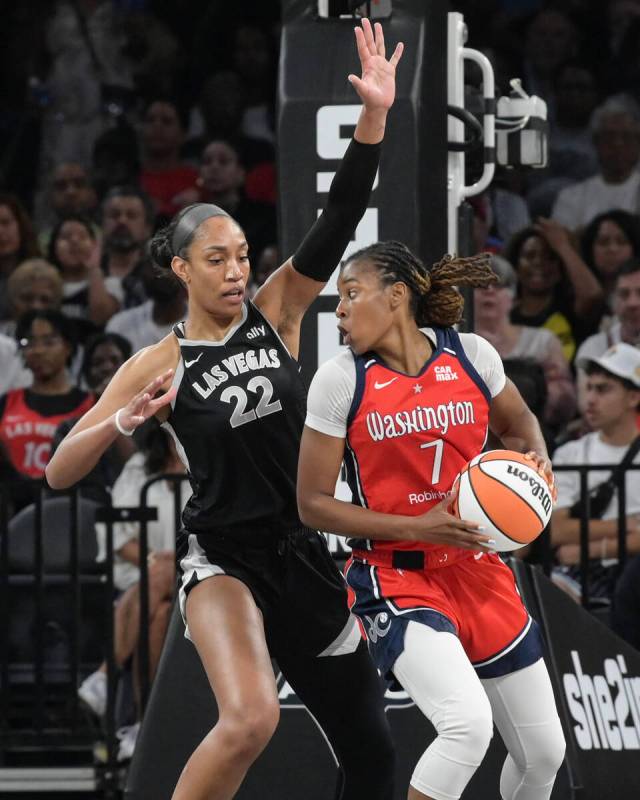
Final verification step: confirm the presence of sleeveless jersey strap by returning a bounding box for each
[442,327,492,405]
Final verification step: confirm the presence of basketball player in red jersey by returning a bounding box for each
[298,242,566,800]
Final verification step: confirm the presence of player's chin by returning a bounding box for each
[345,334,367,354]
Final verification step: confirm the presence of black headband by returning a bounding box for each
[171,204,230,255]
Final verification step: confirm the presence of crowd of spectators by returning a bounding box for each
[2,0,640,759]
[456,0,640,647]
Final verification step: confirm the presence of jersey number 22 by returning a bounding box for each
[220,376,282,428]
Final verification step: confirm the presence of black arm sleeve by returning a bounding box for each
[292,137,381,281]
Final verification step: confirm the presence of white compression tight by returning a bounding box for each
[393,622,566,800]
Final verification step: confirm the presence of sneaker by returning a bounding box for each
[116,722,140,762]
[78,670,107,717]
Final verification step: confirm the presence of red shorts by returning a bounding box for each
[345,551,541,681]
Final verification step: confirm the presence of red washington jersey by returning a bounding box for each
[305,327,505,565]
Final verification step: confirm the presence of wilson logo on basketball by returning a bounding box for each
[453,450,554,552]
[505,465,553,515]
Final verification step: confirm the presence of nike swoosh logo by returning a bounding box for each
[374,378,398,390]
[184,353,203,368]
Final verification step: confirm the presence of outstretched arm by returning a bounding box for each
[45,339,178,489]
[254,19,403,358]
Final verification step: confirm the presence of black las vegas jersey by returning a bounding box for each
[165,301,307,534]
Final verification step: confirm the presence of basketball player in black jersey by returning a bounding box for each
[47,20,406,800]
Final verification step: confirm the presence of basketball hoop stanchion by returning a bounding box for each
[446,12,495,261]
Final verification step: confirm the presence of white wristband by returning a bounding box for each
[114,408,135,437]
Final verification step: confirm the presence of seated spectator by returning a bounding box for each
[139,99,198,222]
[520,8,580,116]
[575,260,640,412]
[233,24,277,144]
[2,258,64,338]
[92,123,141,202]
[120,9,180,99]
[38,162,98,249]
[184,70,275,203]
[90,187,154,326]
[38,0,135,181]
[106,258,187,353]
[468,182,531,253]
[579,210,640,323]
[194,138,277,262]
[51,332,133,503]
[0,333,31,397]
[82,424,190,760]
[551,97,640,231]
[0,310,94,480]
[0,261,65,394]
[551,344,640,606]
[0,193,40,320]
[526,60,600,219]
[474,255,576,428]
[48,216,99,325]
[506,220,603,360]
[248,244,279,297]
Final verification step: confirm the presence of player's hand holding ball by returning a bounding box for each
[409,490,495,552]
[450,449,555,552]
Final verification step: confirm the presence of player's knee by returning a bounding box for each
[219,698,280,762]
[441,689,493,758]
[531,719,566,779]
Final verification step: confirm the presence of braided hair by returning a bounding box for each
[342,241,497,327]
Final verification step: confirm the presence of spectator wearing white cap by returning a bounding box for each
[551,343,640,604]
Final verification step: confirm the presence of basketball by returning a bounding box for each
[451,450,553,552]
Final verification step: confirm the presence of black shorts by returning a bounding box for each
[176,525,360,660]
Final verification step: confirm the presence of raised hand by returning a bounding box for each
[533,217,573,258]
[349,18,403,113]
[115,370,177,434]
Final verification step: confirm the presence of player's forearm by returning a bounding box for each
[299,491,415,542]
[354,106,388,144]
[495,405,548,460]
[291,133,381,282]
[46,416,119,489]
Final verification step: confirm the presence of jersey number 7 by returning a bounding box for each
[420,439,444,484]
